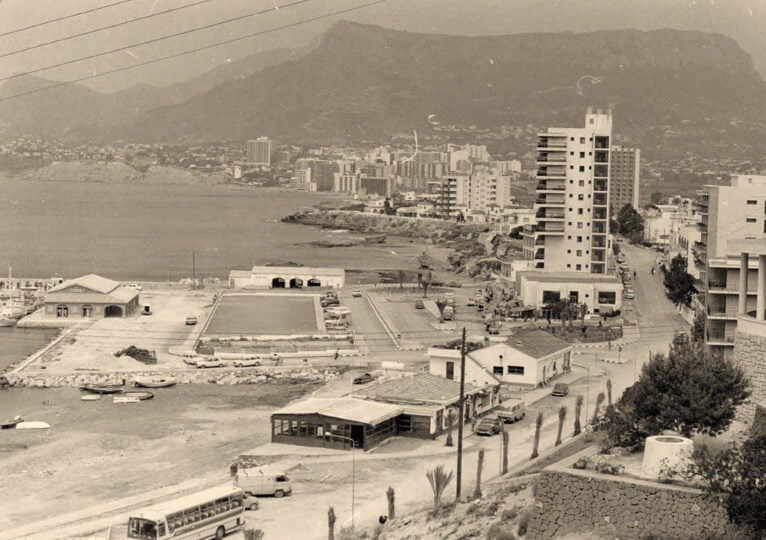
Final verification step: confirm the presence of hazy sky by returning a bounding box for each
[1,0,764,93]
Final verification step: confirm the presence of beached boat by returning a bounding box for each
[123,391,154,401]
[15,421,50,430]
[132,376,176,388]
[1,417,22,429]
[80,394,101,401]
[113,396,141,404]
[80,384,124,394]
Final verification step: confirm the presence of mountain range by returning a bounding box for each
[2,22,766,152]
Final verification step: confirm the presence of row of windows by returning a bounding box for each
[165,493,244,533]
[492,365,525,375]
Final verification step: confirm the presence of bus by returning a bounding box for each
[127,485,246,540]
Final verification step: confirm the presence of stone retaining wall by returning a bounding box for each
[527,449,730,539]
[2,366,344,388]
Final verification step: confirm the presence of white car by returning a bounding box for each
[351,290,362,297]
[195,357,225,369]
[233,358,262,367]
[127,283,143,291]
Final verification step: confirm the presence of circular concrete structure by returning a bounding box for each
[642,435,694,478]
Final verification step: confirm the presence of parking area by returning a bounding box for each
[204,294,320,336]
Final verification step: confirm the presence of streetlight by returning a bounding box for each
[327,433,356,529]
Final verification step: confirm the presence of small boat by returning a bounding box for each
[15,421,50,430]
[80,384,124,394]
[80,394,101,401]
[123,391,154,401]
[133,376,176,388]
[1,417,22,429]
[0,318,14,327]
[113,396,141,404]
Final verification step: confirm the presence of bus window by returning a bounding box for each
[128,518,158,539]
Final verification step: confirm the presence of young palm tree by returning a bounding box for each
[531,411,544,459]
[386,486,395,520]
[426,465,454,509]
[574,395,584,435]
[606,378,613,406]
[328,507,336,540]
[555,405,567,446]
[473,449,485,499]
[445,409,455,447]
[501,430,509,474]
[592,391,606,424]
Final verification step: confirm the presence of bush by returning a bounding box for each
[501,506,521,521]
[517,513,529,537]
[593,459,624,476]
[486,521,516,540]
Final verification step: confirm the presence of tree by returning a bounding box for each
[473,449,485,499]
[531,411,543,459]
[606,378,613,406]
[328,507,336,540]
[244,529,265,540]
[650,191,665,205]
[398,269,405,289]
[423,271,432,298]
[555,406,567,447]
[692,310,706,343]
[599,333,750,449]
[501,430,509,474]
[426,465,454,509]
[383,197,396,216]
[386,486,396,520]
[663,254,698,306]
[435,299,447,322]
[574,395,584,436]
[615,204,645,243]
[592,392,606,424]
[445,409,455,447]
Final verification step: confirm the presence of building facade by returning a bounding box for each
[698,175,766,358]
[437,172,513,218]
[246,137,272,166]
[609,146,640,211]
[43,274,140,319]
[229,266,345,289]
[526,109,612,274]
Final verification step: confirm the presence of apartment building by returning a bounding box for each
[437,172,512,217]
[246,137,272,166]
[526,109,612,274]
[609,146,640,211]
[698,175,766,358]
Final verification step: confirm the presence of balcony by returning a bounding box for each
[535,196,566,206]
[706,332,735,345]
[534,252,545,260]
[537,152,566,163]
[536,180,566,192]
[594,164,608,178]
[707,306,738,319]
[593,208,607,220]
[537,136,567,149]
[594,150,609,163]
[593,180,608,192]
[593,194,608,206]
[536,208,565,219]
[537,167,567,177]
[595,136,610,149]
[538,224,565,235]
[593,222,607,234]
[592,249,606,262]
[592,236,606,248]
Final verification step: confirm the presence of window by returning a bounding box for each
[576,250,582,256]
[580,137,586,143]
[577,236,582,242]
[493,366,503,374]
[747,218,757,223]
[747,200,757,205]
[578,194,584,200]
[578,208,583,215]
[542,290,561,303]
[566,264,571,268]
[576,264,582,270]
[579,166,585,172]
[507,366,524,375]
[446,361,454,380]
[567,249,571,254]
[579,152,585,158]
[598,291,616,304]
[577,222,583,229]
[578,180,584,186]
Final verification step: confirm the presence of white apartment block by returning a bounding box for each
[609,146,640,211]
[437,172,512,217]
[333,172,360,193]
[699,175,766,358]
[246,137,272,166]
[526,109,612,274]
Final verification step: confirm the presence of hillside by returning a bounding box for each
[18,161,228,185]
[117,23,766,146]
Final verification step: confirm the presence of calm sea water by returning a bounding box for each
[0,177,419,281]
[0,327,59,371]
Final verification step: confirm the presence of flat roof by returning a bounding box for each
[519,271,621,284]
[354,372,480,406]
[132,485,242,520]
[250,266,345,276]
[271,397,402,425]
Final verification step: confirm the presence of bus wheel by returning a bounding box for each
[274,489,285,498]
[215,526,225,540]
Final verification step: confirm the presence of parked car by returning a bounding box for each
[351,290,363,297]
[552,383,569,397]
[467,299,476,307]
[475,416,502,436]
[446,281,461,288]
[352,373,374,384]
[185,316,198,326]
[236,470,292,499]
[487,325,500,335]
[195,357,225,369]
[497,399,526,423]
[624,292,635,299]
[242,493,260,511]
[127,283,143,291]
[321,298,340,307]
[233,357,262,367]
[415,300,425,309]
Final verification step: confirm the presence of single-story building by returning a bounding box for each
[271,373,497,450]
[229,266,345,289]
[429,329,572,389]
[43,274,140,319]
[516,271,623,314]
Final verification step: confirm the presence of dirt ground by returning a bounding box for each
[0,382,318,530]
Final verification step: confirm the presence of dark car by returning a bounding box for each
[415,300,425,309]
[552,383,569,397]
[475,416,502,436]
[353,373,374,385]
[321,298,340,307]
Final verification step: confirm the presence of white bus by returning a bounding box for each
[127,485,246,540]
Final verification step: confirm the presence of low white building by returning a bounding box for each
[517,271,623,314]
[229,266,345,289]
[428,329,572,389]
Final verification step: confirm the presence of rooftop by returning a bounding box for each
[250,266,345,276]
[518,271,621,284]
[354,372,480,405]
[271,397,401,425]
[46,274,138,303]
[48,273,121,295]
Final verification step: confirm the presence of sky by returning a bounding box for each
[0,0,764,93]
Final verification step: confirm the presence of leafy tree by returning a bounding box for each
[615,204,645,243]
[598,333,750,449]
[663,255,698,306]
[692,310,706,343]
[383,197,396,216]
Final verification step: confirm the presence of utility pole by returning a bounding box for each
[192,250,196,290]
[456,326,467,500]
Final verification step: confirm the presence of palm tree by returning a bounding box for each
[473,449,485,499]
[386,486,395,520]
[574,395,584,436]
[501,430,509,474]
[606,378,613,406]
[426,465,454,509]
[398,269,405,289]
[445,409,455,447]
[327,507,336,540]
[555,405,567,446]
[592,391,606,424]
[531,411,543,459]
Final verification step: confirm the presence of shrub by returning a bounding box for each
[593,459,624,476]
[517,513,529,536]
[501,506,520,521]
[486,521,516,540]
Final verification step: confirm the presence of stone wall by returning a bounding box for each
[527,450,731,539]
[2,366,343,388]
[734,328,766,425]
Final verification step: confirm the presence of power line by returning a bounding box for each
[0,0,389,104]
[0,0,138,39]
[0,0,219,59]
[0,0,314,83]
